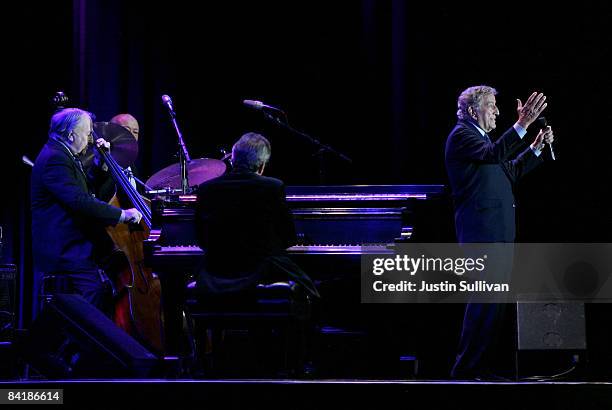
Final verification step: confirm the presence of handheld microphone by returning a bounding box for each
[162,94,176,116]
[536,117,555,160]
[243,100,285,114]
[22,156,34,167]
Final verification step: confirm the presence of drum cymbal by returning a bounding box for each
[81,122,139,169]
[146,158,226,189]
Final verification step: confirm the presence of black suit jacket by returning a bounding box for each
[195,169,299,292]
[445,121,543,243]
[31,139,123,274]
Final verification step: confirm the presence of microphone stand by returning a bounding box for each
[261,111,352,184]
[164,102,191,194]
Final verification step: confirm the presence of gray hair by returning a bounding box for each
[456,85,497,120]
[231,132,271,171]
[49,108,92,141]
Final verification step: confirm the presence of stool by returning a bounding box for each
[184,281,311,377]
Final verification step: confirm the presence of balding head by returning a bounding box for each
[110,113,140,141]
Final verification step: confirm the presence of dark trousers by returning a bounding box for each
[451,244,514,377]
[41,270,114,318]
[451,303,510,377]
[263,255,320,299]
[198,255,320,299]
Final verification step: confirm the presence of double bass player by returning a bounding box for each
[31,108,142,317]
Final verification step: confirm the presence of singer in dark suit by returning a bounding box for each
[31,108,142,315]
[194,132,319,298]
[445,86,554,379]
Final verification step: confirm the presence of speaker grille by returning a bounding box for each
[517,302,586,350]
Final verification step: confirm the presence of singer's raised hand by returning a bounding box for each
[517,92,547,129]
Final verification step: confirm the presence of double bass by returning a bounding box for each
[95,137,164,353]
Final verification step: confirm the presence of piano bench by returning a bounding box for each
[184,282,312,377]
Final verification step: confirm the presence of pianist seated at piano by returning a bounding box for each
[193,132,320,299]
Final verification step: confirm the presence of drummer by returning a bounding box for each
[110,114,142,192]
[95,113,143,201]
[110,113,139,142]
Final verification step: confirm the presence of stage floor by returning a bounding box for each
[1,378,612,408]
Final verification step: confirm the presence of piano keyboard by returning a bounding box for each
[288,244,392,254]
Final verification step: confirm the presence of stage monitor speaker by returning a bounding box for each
[0,264,16,342]
[22,294,158,378]
[517,302,586,350]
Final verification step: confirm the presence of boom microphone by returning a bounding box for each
[162,94,176,116]
[243,100,285,113]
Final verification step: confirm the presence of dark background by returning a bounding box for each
[3,1,612,376]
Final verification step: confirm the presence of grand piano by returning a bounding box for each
[144,185,451,355]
